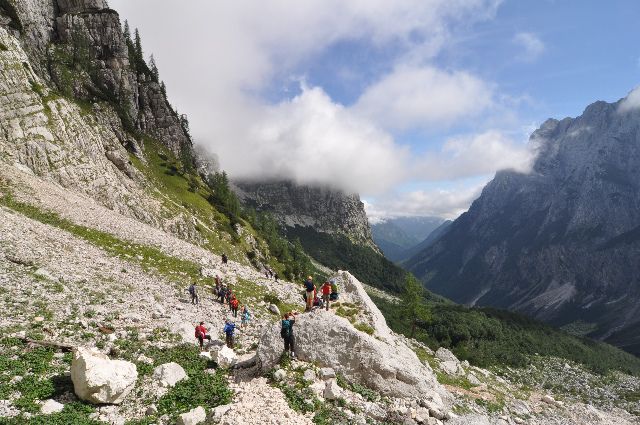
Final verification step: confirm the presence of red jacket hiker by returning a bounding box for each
[321,282,331,295]
[230,298,239,308]
[195,324,207,338]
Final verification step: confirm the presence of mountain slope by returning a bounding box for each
[371,216,444,262]
[406,98,640,355]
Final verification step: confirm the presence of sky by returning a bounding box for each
[110,0,640,222]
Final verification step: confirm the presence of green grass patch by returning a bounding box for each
[335,373,379,402]
[353,322,375,335]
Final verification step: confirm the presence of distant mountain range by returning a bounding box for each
[371,217,448,262]
[405,97,640,356]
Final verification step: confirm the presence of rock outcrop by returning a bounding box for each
[233,180,378,251]
[257,309,444,400]
[407,97,640,355]
[70,347,138,404]
[152,362,187,388]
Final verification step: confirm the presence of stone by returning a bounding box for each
[467,373,481,386]
[274,369,286,381]
[34,268,57,281]
[324,379,342,400]
[33,316,45,323]
[268,304,280,315]
[212,404,231,422]
[319,367,335,380]
[216,346,237,368]
[145,405,158,416]
[428,407,445,420]
[435,347,458,363]
[70,347,137,404]
[257,297,446,400]
[152,362,187,388]
[199,351,212,360]
[440,360,464,376]
[177,406,206,425]
[542,394,555,405]
[40,399,64,414]
[170,322,196,344]
[303,369,316,382]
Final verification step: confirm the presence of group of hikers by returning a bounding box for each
[264,267,279,281]
[192,262,341,359]
[304,276,339,312]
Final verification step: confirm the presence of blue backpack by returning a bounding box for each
[224,323,235,335]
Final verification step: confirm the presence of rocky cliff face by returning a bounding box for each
[1,0,191,157]
[407,98,640,355]
[234,180,379,251]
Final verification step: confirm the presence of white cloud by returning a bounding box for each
[412,130,534,181]
[218,85,409,194]
[354,66,494,131]
[365,183,486,222]
[513,32,545,62]
[618,86,640,113]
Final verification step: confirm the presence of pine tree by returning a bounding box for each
[149,54,159,82]
[134,28,143,64]
[401,275,432,338]
[160,81,167,97]
[123,20,131,42]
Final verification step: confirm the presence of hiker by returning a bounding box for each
[188,282,199,305]
[304,276,314,312]
[321,281,332,311]
[281,312,296,358]
[330,278,339,301]
[312,285,323,309]
[274,272,279,282]
[223,319,236,349]
[195,321,211,350]
[214,275,221,295]
[268,268,274,279]
[217,285,226,304]
[265,269,269,279]
[230,295,239,318]
[221,253,228,264]
[225,287,233,304]
[241,305,251,327]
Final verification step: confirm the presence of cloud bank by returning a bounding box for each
[110,0,536,219]
[513,32,545,62]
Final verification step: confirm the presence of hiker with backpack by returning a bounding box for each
[280,312,297,358]
[223,319,236,349]
[304,276,315,312]
[188,282,199,305]
[214,275,221,295]
[330,278,339,301]
[241,305,251,327]
[321,281,332,311]
[195,321,211,350]
[221,253,228,264]
[217,285,226,304]
[230,295,239,318]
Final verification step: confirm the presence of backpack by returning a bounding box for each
[224,323,235,335]
[188,285,195,295]
[231,299,239,308]
[280,320,291,338]
[330,281,338,293]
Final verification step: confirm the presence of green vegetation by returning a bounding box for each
[372,294,640,376]
[287,226,407,293]
[0,337,98,424]
[0,42,7,51]
[400,275,431,338]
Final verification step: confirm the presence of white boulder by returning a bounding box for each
[303,369,316,382]
[177,406,207,425]
[152,362,187,388]
[268,304,281,315]
[257,311,445,399]
[40,399,64,414]
[70,347,137,404]
[170,322,197,344]
[435,347,459,363]
[274,369,286,381]
[324,379,342,400]
[216,346,237,368]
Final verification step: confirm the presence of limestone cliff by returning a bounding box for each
[1,0,191,157]
[234,180,379,252]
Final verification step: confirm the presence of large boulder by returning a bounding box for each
[332,271,394,342]
[70,347,138,404]
[257,311,444,399]
[152,362,187,388]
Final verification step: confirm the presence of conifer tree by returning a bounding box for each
[401,274,432,338]
[149,54,159,82]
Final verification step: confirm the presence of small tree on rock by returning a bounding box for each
[401,274,431,338]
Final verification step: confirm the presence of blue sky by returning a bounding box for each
[111,0,640,221]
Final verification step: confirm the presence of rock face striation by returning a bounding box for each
[233,180,378,251]
[406,97,640,355]
[2,0,191,157]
